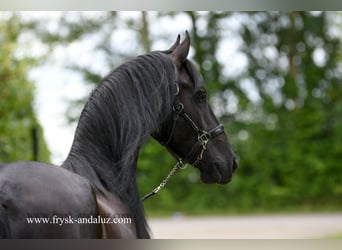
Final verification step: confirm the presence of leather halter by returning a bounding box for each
[142,84,225,201]
[160,85,225,166]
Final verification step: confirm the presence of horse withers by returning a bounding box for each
[0,31,237,238]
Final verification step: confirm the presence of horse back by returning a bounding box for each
[0,161,101,238]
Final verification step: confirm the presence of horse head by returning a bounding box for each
[155,31,238,184]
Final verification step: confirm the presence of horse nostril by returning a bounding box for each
[232,157,238,172]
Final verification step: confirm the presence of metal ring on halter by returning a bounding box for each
[174,83,179,96]
[173,102,184,113]
[177,160,188,169]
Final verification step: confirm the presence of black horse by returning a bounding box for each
[0,32,237,238]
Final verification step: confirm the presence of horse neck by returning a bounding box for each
[62,74,173,195]
[62,103,148,194]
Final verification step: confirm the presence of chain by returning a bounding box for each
[193,147,206,167]
[142,137,211,201]
[193,133,209,166]
[142,139,210,201]
[141,132,213,201]
[141,160,188,201]
[157,161,186,190]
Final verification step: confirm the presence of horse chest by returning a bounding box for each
[95,192,136,239]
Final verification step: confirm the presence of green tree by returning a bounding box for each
[224,12,342,210]
[0,14,50,162]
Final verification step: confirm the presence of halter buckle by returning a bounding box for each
[198,131,210,146]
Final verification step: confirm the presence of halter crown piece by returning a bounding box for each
[141,82,224,201]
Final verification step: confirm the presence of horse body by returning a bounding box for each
[0,162,100,238]
[0,32,238,238]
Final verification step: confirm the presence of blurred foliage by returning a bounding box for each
[2,12,342,214]
[143,12,342,214]
[227,12,342,212]
[0,14,50,162]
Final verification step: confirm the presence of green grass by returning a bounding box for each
[145,205,342,218]
[324,232,342,239]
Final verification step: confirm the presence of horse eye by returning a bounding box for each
[195,90,207,102]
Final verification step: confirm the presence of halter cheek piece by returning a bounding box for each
[141,83,224,201]
[162,101,225,166]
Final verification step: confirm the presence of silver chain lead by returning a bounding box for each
[155,160,187,192]
[141,134,211,201]
[141,160,188,201]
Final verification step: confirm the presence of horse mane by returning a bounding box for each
[62,51,178,237]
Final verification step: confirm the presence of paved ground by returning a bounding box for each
[148,213,342,239]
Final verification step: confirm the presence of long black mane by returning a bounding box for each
[62,51,178,237]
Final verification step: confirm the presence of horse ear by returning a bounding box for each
[168,34,181,52]
[171,31,190,67]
